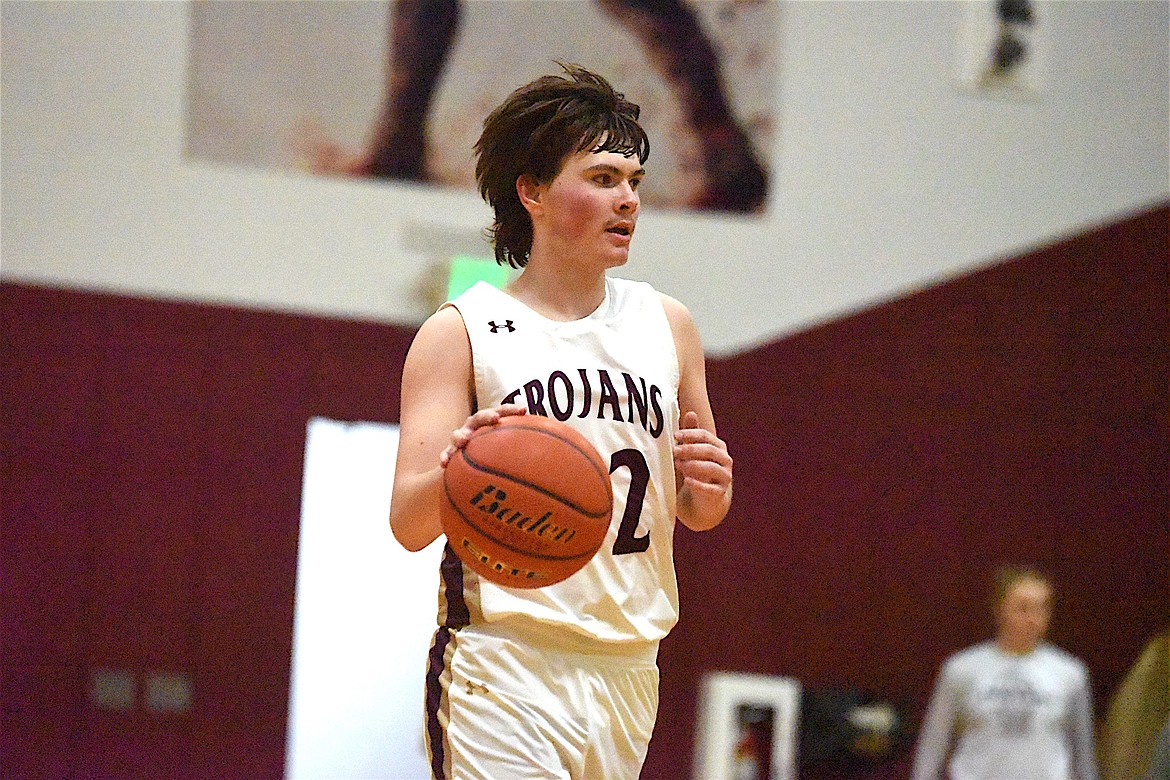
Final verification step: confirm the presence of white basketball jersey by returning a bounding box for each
[438,277,681,647]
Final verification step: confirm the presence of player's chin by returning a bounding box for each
[603,249,631,268]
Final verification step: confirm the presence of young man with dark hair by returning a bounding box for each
[389,63,733,779]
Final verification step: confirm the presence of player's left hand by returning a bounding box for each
[673,411,733,508]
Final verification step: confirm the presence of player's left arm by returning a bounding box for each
[660,293,733,531]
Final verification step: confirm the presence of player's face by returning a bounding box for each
[996,578,1052,653]
[538,147,644,268]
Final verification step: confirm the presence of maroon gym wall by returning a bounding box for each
[2,203,1166,778]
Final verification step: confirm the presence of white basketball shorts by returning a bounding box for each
[424,623,660,780]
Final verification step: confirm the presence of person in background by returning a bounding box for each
[1146,717,1170,780]
[912,565,1098,780]
[1098,627,1169,780]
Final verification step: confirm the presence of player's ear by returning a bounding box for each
[516,174,543,216]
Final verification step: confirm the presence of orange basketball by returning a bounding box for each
[441,414,613,588]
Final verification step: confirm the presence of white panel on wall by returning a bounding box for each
[286,418,442,780]
[1,1,1166,355]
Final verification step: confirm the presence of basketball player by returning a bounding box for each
[912,565,1098,780]
[389,64,733,779]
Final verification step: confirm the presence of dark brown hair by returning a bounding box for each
[474,63,650,268]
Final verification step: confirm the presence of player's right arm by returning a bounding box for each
[389,306,476,552]
[389,306,527,552]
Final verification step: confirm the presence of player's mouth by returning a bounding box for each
[605,221,635,239]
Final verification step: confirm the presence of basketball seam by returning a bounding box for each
[463,426,611,517]
[476,420,608,483]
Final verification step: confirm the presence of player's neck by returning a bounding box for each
[507,263,607,322]
[996,635,1041,655]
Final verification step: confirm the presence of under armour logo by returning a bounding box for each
[488,320,515,333]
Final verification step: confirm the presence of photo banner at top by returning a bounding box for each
[186,0,778,215]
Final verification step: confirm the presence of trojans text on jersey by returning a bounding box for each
[500,368,667,438]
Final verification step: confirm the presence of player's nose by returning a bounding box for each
[615,181,638,213]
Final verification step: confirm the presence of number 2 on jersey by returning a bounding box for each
[610,448,650,555]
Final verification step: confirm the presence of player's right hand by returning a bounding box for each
[439,404,528,467]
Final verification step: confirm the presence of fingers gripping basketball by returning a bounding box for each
[441,415,613,588]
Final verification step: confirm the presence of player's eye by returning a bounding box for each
[594,173,613,186]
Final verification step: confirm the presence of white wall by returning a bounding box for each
[2,1,1166,355]
[288,418,441,780]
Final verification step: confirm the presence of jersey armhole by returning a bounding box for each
[651,291,683,388]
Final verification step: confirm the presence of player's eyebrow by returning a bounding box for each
[584,163,646,178]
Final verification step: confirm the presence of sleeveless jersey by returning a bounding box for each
[437,277,681,648]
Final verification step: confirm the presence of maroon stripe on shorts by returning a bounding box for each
[425,626,453,780]
[440,542,470,629]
